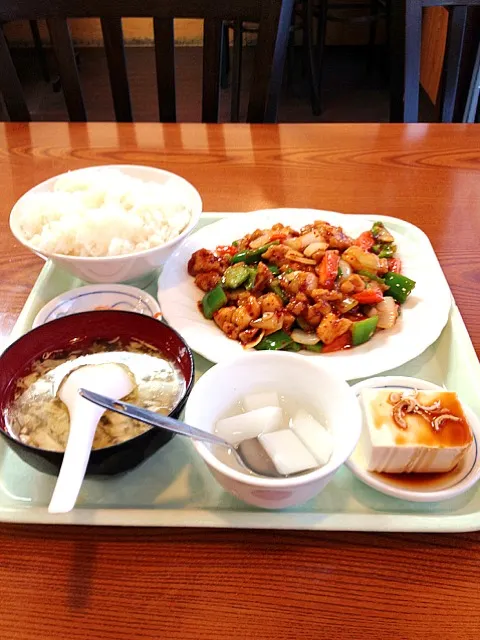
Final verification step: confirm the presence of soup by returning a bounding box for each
[4,338,185,451]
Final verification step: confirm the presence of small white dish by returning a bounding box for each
[346,376,480,503]
[33,284,161,328]
[184,350,362,509]
[158,208,451,380]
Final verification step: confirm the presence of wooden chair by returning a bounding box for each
[0,0,294,123]
[389,0,478,123]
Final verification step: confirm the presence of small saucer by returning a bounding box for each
[346,375,480,503]
[33,284,161,328]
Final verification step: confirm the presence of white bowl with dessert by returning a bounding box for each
[184,351,362,509]
[347,376,480,502]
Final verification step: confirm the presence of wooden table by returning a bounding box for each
[1,122,480,639]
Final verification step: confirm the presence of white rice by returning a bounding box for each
[16,168,192,257]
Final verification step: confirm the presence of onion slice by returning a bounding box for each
[291,328,320,345]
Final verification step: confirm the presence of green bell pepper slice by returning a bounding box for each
[201,285,227,319]
[223,263,250,289]
[269,279,288,304]
[267,264,280,276]
[378,244,396,259]
[283,341,302,353]
[245,266,258,290]
[357,270,385,284]
[306,343,323,353]
[351,316,378,346]
[230,241,279,265]
[254,329,293,351]
[384,272,416,304]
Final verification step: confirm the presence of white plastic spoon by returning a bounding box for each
[48,362,135,514]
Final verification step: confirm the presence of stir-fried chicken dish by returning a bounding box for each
[187,220,416,353]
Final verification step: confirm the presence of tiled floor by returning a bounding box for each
[9,44,395,123]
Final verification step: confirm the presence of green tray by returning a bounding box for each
[3,213,480,531]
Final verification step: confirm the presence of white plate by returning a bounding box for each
[346,376,480,502]
[158,208,452,380]
[32,284,161,328]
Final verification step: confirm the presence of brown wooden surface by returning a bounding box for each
[1,122,480,639]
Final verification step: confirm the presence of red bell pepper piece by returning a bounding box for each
[270,232,287,241]
[354,231,374,251]
[353,289,384,305]
[317,250,340,289]
[387,258,402,273]
[216,245,237,257]
[322,332,351,353]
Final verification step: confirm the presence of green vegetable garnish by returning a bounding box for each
[267,264,280,276]
[230,241,279,265]
[351,316,379,346]
[378,244,396,259]
[306,343,323,353]
[283,341,302,353]
[269,279,288,304]
[222,263,250,289]
[245,266,257,290]
[254,330,293,351]
[357,270,385,284]
[371,221,395,243]
[384,272,416,304]
[201,285,227,319]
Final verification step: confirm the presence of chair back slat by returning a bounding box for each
[47,18,87,121]
[248,0,295,122]
[101,18,133,122]
[202,18,223,123]
[1,0,290,123]
[0,27,30,121]
[153,18,176,123]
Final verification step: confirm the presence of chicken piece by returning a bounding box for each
[282,271,318,296]
[311,288,343,303]
[238,327,263,345]
[303,302,331,326]
[282,312,296,331]
[233,295,261,331]
[213,307,240,340]
[340,274,366,295]
[342,246,381,273]
[252,262,273,294]
[261,244,290,267]
[316,313,353,345]
[326,225,353,250]
[285,294,308,317]
[194,272,221,292]
[378,258,389,275]
[188,249,224,276]
[226,289,247,303]
[258,292,284,314]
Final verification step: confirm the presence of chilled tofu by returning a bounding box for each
[243,391,280,412]
[259,430,318,476]
[215,406,283,446]
[360,388,473,473]
[291,409,333,466]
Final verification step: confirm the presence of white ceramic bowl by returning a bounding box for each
[10,165,202,284]
[184,351,362,509]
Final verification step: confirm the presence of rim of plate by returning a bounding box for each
[345,375,480,503]
[33,283,161,328]
[157,208,452,380]
[9,164,203,262]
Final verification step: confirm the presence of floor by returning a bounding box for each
[6,44,428,123]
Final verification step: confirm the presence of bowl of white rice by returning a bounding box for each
[9,165,202,284]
